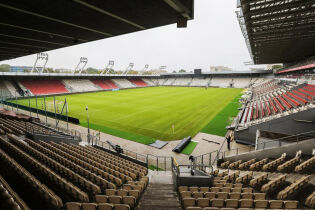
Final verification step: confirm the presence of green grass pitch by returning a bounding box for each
[13,87,242,144]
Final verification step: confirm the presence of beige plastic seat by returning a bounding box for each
[269,200,283,209]
[204,192,216,199]
[186,207,202,210]
[192,192,204,199]
[284,200,298,209]
[210,187,220,193]
[242,188,253,193]
[82,203,97,210]
[217,192,228,199]
[183,197,195,209]
[179,186,188,193]
[98,203,114,210]
[231,188,242,193]
[95,195,108,203]
[211,198,224,208]
[122,196,136,207]
[221,187,231,193]
[181,191,192,198]
[225,199,238,208]
[239,199,253,208]
[113,204,130,210]
[109,195,122,204]
[106,189,117,196]
[229,192,241,199]
[254,200,268,209]
[189,186,199,192]
[65,202,81,210]
[117,189,128,197]
[203,208,219,210]
[128,190,140,200]
[197,198,210,208]
[241,193,253,199]
[200,187,209,192]
[254,193,265,200]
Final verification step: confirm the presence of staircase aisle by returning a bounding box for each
[136,171,182,210]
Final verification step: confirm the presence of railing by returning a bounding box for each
[257,130,315,150]
[193,151,218,171]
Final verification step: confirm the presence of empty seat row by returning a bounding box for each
[180,191,264,200]
[228,160,242,169]
[102,189,140,201]
[95,195,136,207]
[0,138,73,206]
[249,173,268,188]
[66,202,130,210]
[223,171,240,181]
[261,175,286,193]
[8,136,101,196]
[24,139,110,192]
[213,182,242,188]
[66,143,147,176]
[295,156,315,173]
[178,186,246,194]
[277,175,310,200]
[47,141,135,182]
[305,191,315,208]
[0,135,89,202]
[262,154,286,171]
[249,158,268,170]
[0,173,30,210]
[277,156,300,172]
[182,197,298,209]
[236,172,253,184]
[238,159,256,170]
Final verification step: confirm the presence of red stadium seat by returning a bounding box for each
[128,79,148,87]
[91,80,118,89]
[21,80,68,95]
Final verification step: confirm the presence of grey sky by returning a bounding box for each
[1,1,254,72]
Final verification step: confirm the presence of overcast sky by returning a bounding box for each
[0,1,256,72]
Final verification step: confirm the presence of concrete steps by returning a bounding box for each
[136,171,182,210]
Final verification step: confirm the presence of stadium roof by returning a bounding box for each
[237,0,315,64]
[0,0,194,61]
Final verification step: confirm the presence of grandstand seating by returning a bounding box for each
[128,79,148,87]
[63,80,99,92]
[111,79,135,88]
[210,78,232,88]
[91,79,118,90]
[163,78,176,86]
[21,80,69,95]
[232,78,252,88]
[0,115,149,210]
[190,78,210,87]
[172,78,192,86]
[141,78,156,86]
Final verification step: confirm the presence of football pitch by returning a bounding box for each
[13,87,242,144]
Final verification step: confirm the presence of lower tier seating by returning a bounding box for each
[21,80,68,95]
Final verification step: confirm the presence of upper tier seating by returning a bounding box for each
[91,80,118,90]
[128,79,148,87]
[63,80,99,92]
[21,80,68,95]
[232,78,252,88]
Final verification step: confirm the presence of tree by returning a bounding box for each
[179,69,186,73]
[0,64,10,72]
[272,64,283,70]
[86,67,99,74]
[172,70,177,73]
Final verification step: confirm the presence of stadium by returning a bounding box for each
[0,1,314,210]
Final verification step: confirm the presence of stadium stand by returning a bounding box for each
[190,78,210,87]
[210,77,232,88]
[20,80,69,95]
[111,79,136,89]
[232,78,252,88]
[91,80,119,90]
[63,80,99,92]
[141,78,156,86]
[172,78,192,86]
[128,79,148,87]
[163,78,176,86]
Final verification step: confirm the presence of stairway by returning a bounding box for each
[136,171,182,210]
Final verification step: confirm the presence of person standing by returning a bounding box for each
[226,135,231,150]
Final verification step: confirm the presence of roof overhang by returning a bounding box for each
[0,0,194,61]
[237,0,315,64]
